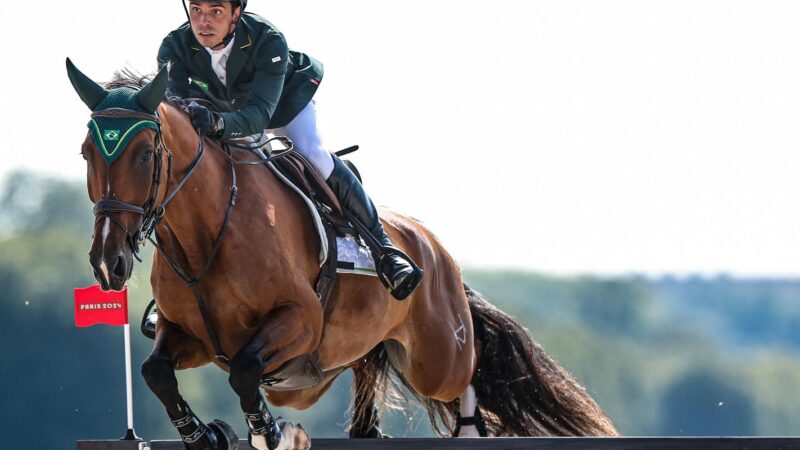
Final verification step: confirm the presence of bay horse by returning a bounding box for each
[67,59,617,450]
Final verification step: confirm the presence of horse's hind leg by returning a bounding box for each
[141,319,238,450]
[349,353,386,438]
[453,384,487,437]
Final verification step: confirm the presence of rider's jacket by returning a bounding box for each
[158,12,324,139]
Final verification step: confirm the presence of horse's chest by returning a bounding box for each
[157,293,262,342]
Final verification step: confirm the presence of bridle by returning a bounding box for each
[90,107,177,261]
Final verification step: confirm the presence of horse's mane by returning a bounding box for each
[104,66,185,111]
[104,67,152,90]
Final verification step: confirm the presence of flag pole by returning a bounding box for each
[74,284,141,443]
[124,323,134,431]
[122,312,139,441]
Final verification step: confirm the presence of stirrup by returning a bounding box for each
[141,298,157,340]
[452,405,488,437]
[376,247,423,301]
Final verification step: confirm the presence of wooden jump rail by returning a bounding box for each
[77,437,800,450]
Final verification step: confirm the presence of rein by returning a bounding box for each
[91,104,295,366]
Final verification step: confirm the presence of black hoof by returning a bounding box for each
[208,419,239,450]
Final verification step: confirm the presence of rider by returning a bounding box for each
[157,0,422,300]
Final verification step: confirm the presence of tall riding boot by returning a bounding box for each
[326,155,423,300]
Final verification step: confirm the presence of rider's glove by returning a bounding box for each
[188,102,224,137]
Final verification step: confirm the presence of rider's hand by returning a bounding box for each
[188,102,224,137]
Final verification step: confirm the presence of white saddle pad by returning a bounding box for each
[335,234,377,276]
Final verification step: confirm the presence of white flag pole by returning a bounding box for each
[124,323,135,433]
[121,287,139,442]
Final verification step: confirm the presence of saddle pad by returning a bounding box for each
[336,234,377,276]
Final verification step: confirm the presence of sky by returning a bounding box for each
[2,0,799,277]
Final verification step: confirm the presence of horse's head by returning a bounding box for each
[67,58,168,291]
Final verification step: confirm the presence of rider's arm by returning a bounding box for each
[218,32,289,139]
[157,37,191,98]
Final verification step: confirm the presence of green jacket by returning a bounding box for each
[157,13,323,139]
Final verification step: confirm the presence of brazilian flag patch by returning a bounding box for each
[103,130,121,141]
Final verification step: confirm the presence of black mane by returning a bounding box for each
[104,68,153,90]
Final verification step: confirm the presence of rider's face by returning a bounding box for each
[188,2,240,49]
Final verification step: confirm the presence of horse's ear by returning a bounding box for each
[134,66,168,114]
[65,58,108,111]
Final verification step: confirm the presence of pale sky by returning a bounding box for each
[2,0,799,277]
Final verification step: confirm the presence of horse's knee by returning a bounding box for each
[228,350,264,395]
[141,354,177,396]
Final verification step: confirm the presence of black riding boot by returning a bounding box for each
[326,155,423,300]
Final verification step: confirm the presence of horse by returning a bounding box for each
[67,59,618,450]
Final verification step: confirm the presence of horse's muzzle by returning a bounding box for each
[90,251,132,291]
[89,222,134,291]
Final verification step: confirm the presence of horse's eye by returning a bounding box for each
[142,150,153,162]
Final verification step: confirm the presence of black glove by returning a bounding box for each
[188,102,224,137]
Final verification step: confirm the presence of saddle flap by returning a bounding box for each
[273,153,342,214]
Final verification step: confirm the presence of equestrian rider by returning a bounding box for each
[157,0,422,300]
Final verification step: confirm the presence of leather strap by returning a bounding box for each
[91,107,161,124]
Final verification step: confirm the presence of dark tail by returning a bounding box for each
[466,283,618,436]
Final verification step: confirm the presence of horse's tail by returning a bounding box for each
[465,283,619,436]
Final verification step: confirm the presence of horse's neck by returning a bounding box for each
[155,104,319,279]
[158,142,233,263]
[153,105,228,259]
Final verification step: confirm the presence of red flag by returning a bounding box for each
[73,285,129,327]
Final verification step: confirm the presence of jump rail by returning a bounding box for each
[78,437,800,450]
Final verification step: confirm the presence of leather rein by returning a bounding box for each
[90,105,295,366]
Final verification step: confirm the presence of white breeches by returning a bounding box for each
[268,99,334,179]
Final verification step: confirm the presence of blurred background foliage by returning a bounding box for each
[1,171,799,449]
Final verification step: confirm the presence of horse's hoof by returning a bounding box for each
[208,419,239,450]
[275,419,311,450]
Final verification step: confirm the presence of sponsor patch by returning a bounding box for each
[272,56,282,63]
[309,78,320,86]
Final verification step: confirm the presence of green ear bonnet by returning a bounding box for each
[66,58,168,165]
[87,89,160,165]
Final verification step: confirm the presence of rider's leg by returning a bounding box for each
[270,100,423,300]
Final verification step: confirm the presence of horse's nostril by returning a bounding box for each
[113,255,127,278]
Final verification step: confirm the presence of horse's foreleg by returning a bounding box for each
[229,304,315,450]
[141,319,238,450]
